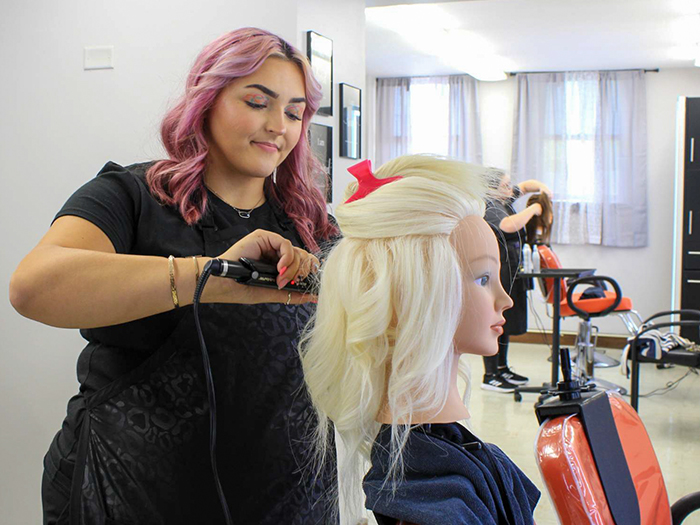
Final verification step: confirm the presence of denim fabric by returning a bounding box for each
[364,423,540,525]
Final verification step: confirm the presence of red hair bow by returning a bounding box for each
[345,160,403,204]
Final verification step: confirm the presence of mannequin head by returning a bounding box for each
[452,216,513,357]
[300,155,502,519]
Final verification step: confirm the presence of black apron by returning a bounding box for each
[485,200,528,337]
[501,235,528,336]
[57,211,336,525]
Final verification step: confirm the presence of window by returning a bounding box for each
[564,77,598,202]
[375,74,481,166]
[513,70,647,246]
[542,76,600,203]
[408,80,450,156]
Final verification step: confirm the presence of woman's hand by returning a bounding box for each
[499,203,543,233]
[10,218,319,329]
[519,179,553,199]
[530,202,543,216]
[202,229,319,306]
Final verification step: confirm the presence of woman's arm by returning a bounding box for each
[498,203,542,233]
[517,179,553,198]
[9,216,315,329]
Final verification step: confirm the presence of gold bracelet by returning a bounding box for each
[168,255,180,309]
[192,256,200,286]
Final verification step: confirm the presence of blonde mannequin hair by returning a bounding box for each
[300,155,494,522]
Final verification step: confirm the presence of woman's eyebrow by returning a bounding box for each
[245,84,306,104]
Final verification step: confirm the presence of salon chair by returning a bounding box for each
[534,349,700,525]
[627,310,700,411]
[536,245,639,393]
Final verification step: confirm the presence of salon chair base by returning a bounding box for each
[587,377,627,396]
[570,350,621,368]
[550,350,621,368]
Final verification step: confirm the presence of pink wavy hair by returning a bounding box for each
[147,27,336,251]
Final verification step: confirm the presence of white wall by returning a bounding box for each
[366,75,378,167]
[0,1,365,523]
[297,0,367,210]
[479,68,700,336]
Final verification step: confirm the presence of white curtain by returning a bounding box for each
[376,75,482,166]
[511,70,648,247]
[448,75,482,164]
[376,77,411,166]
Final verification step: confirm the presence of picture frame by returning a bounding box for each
[306,31,333,117]
[339,83,361,159]
[309,123,333,202]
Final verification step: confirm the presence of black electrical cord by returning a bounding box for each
[192,260,233,525]
[528,290,553,354]
[631,367,698,399]
[189,256,316,524]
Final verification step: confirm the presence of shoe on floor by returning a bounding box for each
[498,366,529,385]
[481,373,518,393]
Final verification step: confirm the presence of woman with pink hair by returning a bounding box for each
[10,28,338,524]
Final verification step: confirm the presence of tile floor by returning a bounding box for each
[462,342,700,525]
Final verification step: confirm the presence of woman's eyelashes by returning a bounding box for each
[285,106,303,121]
[243,93,268,108]
[243,94,303,121]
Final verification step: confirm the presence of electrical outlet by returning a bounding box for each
[84,46,114,70]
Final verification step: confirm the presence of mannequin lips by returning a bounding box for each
[491,320,505,334]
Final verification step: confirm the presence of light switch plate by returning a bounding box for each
[84,46,114,70]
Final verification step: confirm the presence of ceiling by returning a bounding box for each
[365,0,700,79]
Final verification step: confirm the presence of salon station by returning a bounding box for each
[2,1,700,524]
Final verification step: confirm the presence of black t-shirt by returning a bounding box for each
[46,162,337,523]
[484,195,528,335]
[484,198,523,289]
[55,161,302,394]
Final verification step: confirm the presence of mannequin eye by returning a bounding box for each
[475,274,490,287]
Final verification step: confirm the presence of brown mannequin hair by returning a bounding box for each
[525,192,553,245]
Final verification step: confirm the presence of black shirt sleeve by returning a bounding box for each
[484,201,509,232]
[511,184,523,200]
[54,162,144,254]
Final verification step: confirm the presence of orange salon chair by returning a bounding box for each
[534,349,700,525]
[535,245,639,393]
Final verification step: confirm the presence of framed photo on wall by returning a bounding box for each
[309,123,333,202]
[306,31,333,116]
[340,83,361,159]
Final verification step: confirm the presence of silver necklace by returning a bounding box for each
[208,187,265,219]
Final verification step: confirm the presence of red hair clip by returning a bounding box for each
[345,160,403,204]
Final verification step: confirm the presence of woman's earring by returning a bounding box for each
[272,167,278,184]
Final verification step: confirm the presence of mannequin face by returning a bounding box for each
[451,216,513,356]
[206,57,307,181]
